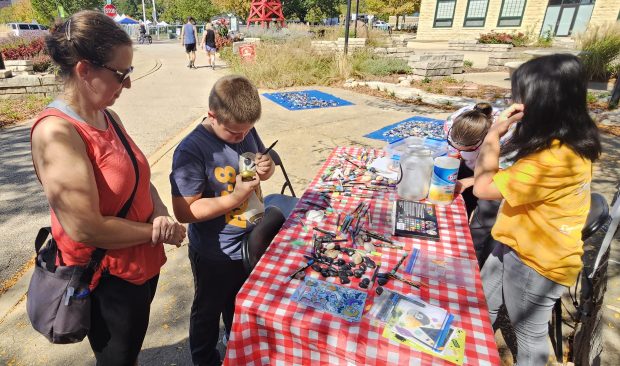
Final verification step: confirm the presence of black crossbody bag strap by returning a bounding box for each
[79,110,140,284]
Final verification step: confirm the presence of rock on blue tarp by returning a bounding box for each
[364,116,445,143]
[262,90,353,111]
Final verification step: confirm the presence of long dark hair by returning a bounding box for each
[501,54,601,163]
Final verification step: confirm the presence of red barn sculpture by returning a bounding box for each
[247,0,286,28]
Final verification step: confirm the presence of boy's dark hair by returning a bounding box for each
[209,75,261,125]
[501,54,601,163]
[46,10,132,78]
[473,102,493,120]
[188,17,195,23]
[450,110,491,147]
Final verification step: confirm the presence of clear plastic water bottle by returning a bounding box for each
[397,147,434,201]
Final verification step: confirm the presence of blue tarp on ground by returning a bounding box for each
[262,90,354,111]
[363,116,445,143]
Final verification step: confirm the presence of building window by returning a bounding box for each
[464,0,489,27]
[497,0,527,27]
[434,0,457,28]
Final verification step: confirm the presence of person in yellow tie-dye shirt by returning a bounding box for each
[473,54,601,366]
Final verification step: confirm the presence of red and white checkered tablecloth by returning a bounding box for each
[224,147,500,366]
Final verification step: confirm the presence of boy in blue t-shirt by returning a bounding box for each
[170,75,289,366]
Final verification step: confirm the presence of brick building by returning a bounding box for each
[416,0,620,41]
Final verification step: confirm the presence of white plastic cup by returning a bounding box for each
[428,156,460,205]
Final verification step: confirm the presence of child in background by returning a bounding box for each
[170,75,296,366]
[447,108,493,216]
[448,104,514,267]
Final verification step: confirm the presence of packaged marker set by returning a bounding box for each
[367,289,453,351]
[366,289,466,365]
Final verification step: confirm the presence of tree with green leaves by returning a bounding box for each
[31,0,102,22]
[160,0,218,23]
[211,0,251,20]
[283,0,340,23]
[116,0,141,19]
[0,0,42,24]
[366,0,419,21]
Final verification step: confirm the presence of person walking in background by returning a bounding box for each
[31,11,186,365]
[180,17,198,68]
[200,23,217,70]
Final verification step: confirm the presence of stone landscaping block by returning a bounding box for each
[0,86,27,94]
[413,68,453,77]
[0,70,13,79]
[452,67,464,74]
[409,54,439,62]
[26,85,59,94]
[410,60,462,69]
[0,75,41,88]
[4,60,33,67]
[489,52,517,59]
[40,74,59,85]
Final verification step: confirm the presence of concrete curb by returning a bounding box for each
[0,113,206,323]
[0,266,31,324]
[147,114,205,167]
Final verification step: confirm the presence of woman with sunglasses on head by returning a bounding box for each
[30,11,186,365]
[474,54,601,365]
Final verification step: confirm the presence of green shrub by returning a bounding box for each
[351,49,410,77]
[478,31,513,45]
[222,39,411,87]
[510,32,529,47]
[534,26,554,48]
[32,54,51,72]
[224,38,341,88]
[586,91,598,104]
[578,22,620,81]
[463,59,473,68]
[478,31,529,46]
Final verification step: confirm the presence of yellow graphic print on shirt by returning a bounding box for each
[213,165,265,229]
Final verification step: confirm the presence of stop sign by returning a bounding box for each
[103,4,117,18]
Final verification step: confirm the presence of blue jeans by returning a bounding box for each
[481,242,566,366]
[264,194,298,219]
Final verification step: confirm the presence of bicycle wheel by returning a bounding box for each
[147,36,152,44]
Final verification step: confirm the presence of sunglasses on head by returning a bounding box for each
[88,60,133,83]
[447,127,484,152]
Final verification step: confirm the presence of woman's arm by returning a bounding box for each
[32,117,153,249]
[473,104,524,200]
